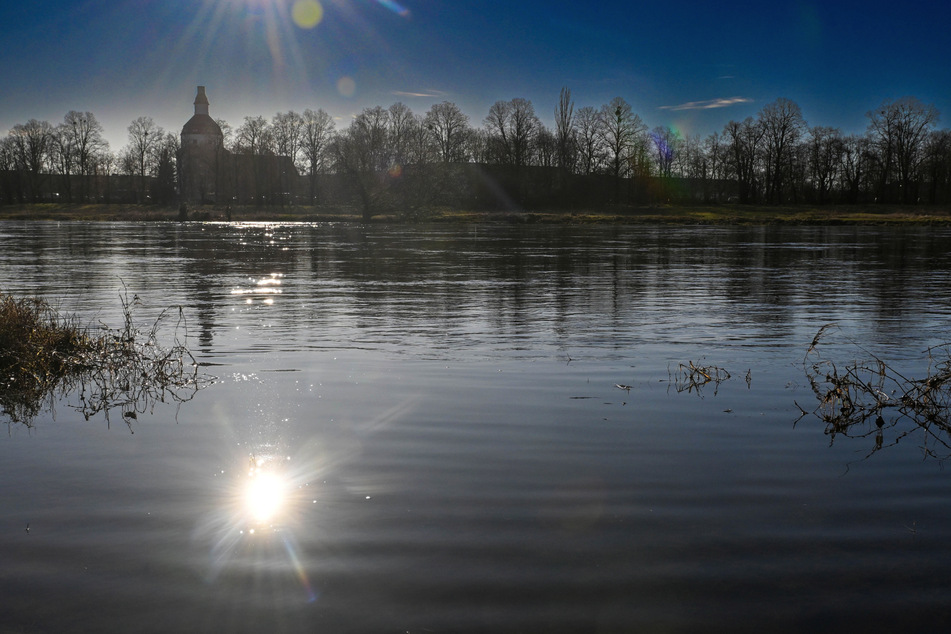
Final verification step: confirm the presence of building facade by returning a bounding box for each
[178,86,300,205]
[178,86,225,203]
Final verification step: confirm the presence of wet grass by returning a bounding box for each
[0,290,211,428]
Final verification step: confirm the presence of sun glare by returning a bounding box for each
[245,469,287,523]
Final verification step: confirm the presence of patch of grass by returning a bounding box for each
[0,290,211,428]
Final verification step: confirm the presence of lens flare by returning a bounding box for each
[292,0,323,29]
[374,0,410,17]
[337,76,356,97]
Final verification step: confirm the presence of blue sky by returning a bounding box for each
[2,0,949,151]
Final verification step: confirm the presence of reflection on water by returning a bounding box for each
[3,222,951,631]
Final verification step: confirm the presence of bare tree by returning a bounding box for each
[0,136,17,203]
[599,97,645,181]
[759,98,806,203]
[51,123,76,201]
[867,96,939,203]
[152,132,179,205]
[465,128,491,164]
[723,117,765,204]
[924,129,951,204]
[301,108,335,204]
[575,106,604,175]
[807,126,844,204]
[331,106,393,220]
[216,118,235,150]
[63,111,108,201]
[840,134,873,203]
[9,119,53,202]
[89,146,115,204]
[271,111,304,203]
[235,115,271,203]
[404,113,437,165]
[554,86,576,173]
[483,98,540,168]
[126,116,163,203]
[649,125,681,178]
[533,127,557,168]
[387,102,415,167]
[235,116,270,155]
[271,111,304,167]
[424,101,471,163]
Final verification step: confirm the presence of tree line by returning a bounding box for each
[2,89,949,211]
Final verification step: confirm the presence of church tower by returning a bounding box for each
[179,86,225,203]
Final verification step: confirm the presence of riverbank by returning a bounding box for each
[3,203,951,224]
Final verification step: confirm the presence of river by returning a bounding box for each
[2,221,951,632]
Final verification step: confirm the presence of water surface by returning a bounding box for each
[2,221,951,632]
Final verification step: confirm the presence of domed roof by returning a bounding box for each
[182,113,223,137]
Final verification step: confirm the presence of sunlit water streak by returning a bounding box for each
[2,222,951,632]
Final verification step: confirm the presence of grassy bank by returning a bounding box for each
[2,202,951,224]
[0,291,209,426]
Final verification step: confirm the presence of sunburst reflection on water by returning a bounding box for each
[195,450,319,602]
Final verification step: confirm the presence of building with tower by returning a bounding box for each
[179,86,225,203]
[178,86,298,205]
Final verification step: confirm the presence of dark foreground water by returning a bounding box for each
[2,221,951,633]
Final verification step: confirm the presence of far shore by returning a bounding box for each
[3,203,951,225]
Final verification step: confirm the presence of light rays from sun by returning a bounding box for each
[160,0,412,108]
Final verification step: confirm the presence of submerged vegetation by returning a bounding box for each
[668,360,735,396]
[659,326,951,462]
[799,324,951,462]
[0,290,211,428]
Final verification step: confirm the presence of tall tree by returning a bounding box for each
[51,122,77,201]
[840,134,873,204]
[331,106,392,220]
[424,101,470,163]
[723,117,765,204]
[554,86,576,173]
[759,98,806,204]
[235,115,271,203]
[575,106,604,176]
[152,132,179,205]
[483,97,540,168]
[235,115,271,156]
[126,116,163,203]
[64,111,108,201]
[599,97,645,180]
[271,111,304,203]
[923,129,951,204]
[807,126,844,204]
[10,119,54,202]
[867,96,939,203]
[387,102,415,167]
[271,111,304,168]
[300,108,335,204]
[649,125,681,178]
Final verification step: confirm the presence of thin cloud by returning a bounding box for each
[392,90,446,98]
[659,97,753,111]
